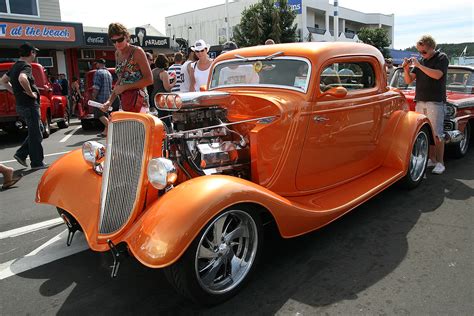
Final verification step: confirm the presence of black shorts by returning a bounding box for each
[93,107,109,119]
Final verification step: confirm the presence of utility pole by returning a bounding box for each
[334,0,339,42]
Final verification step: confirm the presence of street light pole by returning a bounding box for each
[187,26,192,48]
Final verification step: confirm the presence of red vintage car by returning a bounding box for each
[390,65,474,157]
[78,68,117,130]
[0,62,70,137]
[37,42,434,305]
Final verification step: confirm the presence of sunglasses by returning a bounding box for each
[110,37,125,44]
[194,49,205,53]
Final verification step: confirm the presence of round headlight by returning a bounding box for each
[82,141,105,166]
[147,158,177,190]
[445,103,456,119]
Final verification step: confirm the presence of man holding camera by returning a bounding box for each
[403,35,449,175]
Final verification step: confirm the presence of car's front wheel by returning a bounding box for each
[448,121,470,158]
[42,114,51,138]
[164,206,263,305]
[401,127,429,189]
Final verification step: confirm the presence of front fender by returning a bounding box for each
[123,175,344,268]
[36,148,106,251]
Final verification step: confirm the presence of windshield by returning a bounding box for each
[210,58,311,92]
[390,67,474,94]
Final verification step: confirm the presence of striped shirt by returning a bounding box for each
[168,64,182,92]
[92,68,113,103]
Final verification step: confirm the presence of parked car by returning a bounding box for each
[36,42,433,305]
[79,68,118,130]
[0,62,70,138]
[390,65,474,157]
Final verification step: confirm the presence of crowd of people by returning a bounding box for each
[0,30,451,190]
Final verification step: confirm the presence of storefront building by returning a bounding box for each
[1,0,84,82]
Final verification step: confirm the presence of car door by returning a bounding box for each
[296,57,386,192]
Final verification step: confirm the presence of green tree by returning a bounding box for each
[357,27,392,58]
[233,0,297,47]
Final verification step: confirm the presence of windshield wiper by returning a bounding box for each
[264,51,283,60]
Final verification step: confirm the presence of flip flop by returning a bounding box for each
[1,175,22,190]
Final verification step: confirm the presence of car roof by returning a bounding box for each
[216,42,385,66]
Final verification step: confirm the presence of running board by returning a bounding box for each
[289,166,405,212]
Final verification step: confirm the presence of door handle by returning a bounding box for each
[313,116,329,123]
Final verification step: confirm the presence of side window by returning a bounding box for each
[320,62,375,92]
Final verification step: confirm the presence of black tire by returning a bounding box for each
[57,109,70,129]
[81,120,94,131]
[2,123,19,134]
[42,114,51,139]
[447,121,470,158]
[164,206,263,306]
[400,127,429,189]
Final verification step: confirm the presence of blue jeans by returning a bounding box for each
[15,105,44,167]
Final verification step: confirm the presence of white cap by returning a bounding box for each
[191,39,210,52]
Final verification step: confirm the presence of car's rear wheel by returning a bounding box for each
[401,127,429,189]
[164,206,263,305]
[81,119,93,130]
[57,109,70,129]
[448,121,470,158]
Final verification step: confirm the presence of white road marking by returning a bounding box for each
[59,125,81,143]
[0,218,64,240]
[0,230,88,280]
[0,151,71,164]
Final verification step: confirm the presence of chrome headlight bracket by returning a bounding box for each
[82,141,106,175]
[147,158,177,190]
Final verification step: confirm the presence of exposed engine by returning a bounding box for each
[159,93,251,179]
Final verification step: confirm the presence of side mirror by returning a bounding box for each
[321,86,347,98]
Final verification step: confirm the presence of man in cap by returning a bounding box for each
[0,42,48,169]
[91,58,113,137]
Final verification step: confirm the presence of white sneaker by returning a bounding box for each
[432,163,445,175]
[427,159,436,168]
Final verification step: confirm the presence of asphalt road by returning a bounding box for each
[0,120,473,315]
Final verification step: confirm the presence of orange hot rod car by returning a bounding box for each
[36,42,434,305]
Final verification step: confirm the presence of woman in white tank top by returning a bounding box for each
[190,39,213,92]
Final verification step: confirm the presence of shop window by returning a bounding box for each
[37,57,53,68]
[81,50,95,60]
[1,0,39,16]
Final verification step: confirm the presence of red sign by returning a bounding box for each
[0,22,76,42]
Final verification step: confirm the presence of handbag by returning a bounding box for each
[120,89,144,112]
[117,46,144,113]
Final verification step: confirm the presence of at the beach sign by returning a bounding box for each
[0,21,76,42]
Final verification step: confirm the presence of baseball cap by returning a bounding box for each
[95,58,106,64]
[221,41,238,53]
[19,42,39,57]
[191,39,210,52]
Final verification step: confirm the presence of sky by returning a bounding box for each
[58,0,473,49]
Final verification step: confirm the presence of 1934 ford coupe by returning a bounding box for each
[36,42,434,305]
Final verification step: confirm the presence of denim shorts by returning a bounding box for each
[415,101,445,138]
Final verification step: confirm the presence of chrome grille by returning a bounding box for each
[99,120,146,234]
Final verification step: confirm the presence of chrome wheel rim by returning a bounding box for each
[409,130,429,182]
[195,209,258,294]
[459,123,470,154]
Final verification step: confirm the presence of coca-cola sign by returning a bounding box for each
[84,32,108,46]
